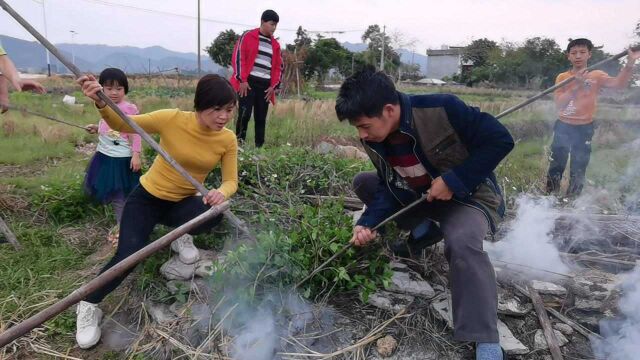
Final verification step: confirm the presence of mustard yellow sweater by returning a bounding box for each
[98,105,238,201]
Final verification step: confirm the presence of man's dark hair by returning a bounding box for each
[335,66,399,122]
[567,38,593,53]
[99,68,129,94]
[194,74,237,112]
[261,10,279,23]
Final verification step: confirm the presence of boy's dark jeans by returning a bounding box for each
[546,120,595,196]
[85,185,222,304]
[353,172,499,343]
[235,80,270,148]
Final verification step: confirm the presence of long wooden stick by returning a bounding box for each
[0,215,21,250]
[0,0,255,242]
[495,45,640,119]
[6,104,87,130]
[528,285,564,360]
[0,201,229,349]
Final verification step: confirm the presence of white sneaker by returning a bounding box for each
[76,301,103,349]
[170,234,200,264]
[160,256,196,280]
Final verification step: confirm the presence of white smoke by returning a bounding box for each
[220,290,324,360]
[230,306,278,360]
[592,264,640,360]
[486,195,570,277]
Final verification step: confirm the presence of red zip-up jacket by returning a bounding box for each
[230,28,283,104]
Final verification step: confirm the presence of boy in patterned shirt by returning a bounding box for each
[546,38,639,196]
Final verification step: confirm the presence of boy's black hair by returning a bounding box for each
[335,66,399,122]
[194,74,237,112]
[567,38,593,53]
[261,9,279,23]
[99,68,129,94]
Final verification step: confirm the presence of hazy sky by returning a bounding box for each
[1,0,638,55]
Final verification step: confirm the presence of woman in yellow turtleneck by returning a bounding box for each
[73,73,238,349]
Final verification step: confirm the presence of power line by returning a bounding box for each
[75,0,364,34]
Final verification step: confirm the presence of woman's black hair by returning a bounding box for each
[194,74,237,111]
[98,68,129,94]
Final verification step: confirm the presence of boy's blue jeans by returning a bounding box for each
[546,120,595,196]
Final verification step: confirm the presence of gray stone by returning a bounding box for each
[553,323,574,336]
[368,290,414,314]
[570,270,618,300]
[530,280,567,296]
[146,302,177,324]
[314,141,368,160]
[497,292,531,316]
[385,263,435,299]
[376,335,398,357]
[497,319,529,355]
[534,329,569,350]
[430,292,453,328]
[166,280,197,294]
[575,298,602,311]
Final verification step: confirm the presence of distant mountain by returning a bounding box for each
[0,35,222,75]
[341,42,427,75]
[342,42,368,53]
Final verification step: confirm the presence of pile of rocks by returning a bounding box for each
[362,250,622,358]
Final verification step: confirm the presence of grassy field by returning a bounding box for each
[0,77,638,358]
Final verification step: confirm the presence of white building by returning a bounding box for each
[425,45,472,80]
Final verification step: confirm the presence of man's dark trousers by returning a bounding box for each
[236,80,270,148]
[353,171,499,343]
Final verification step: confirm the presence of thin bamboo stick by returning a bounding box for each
[0,202,229,348]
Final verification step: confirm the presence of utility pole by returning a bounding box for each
[351,53,355,75]
[41,0,50,76]
[197,0,201,76]
[380,25,385,72]
[69,30,77,67]
[294,47,301,97]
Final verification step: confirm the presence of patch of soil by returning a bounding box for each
[315,135,363,149]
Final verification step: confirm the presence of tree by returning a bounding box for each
[399,63,421,81]
[303,38,352,83]
[360,24,401,75]
[463,38,499,68]
[294,26,312,50]
[205,29,240,67]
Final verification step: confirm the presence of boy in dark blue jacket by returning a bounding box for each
[336,68,514,360]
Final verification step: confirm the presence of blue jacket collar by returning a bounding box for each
[397,91,414,133]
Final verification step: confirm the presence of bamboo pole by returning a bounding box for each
[5,104,87,130]
[0,0,255,242]
[495,45,640,119]
[0,202,229,348]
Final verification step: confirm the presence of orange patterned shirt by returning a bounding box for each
[554,70,614,125]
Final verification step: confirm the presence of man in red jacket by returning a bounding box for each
[230,9,283,148]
